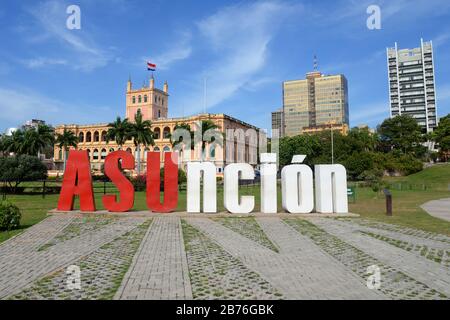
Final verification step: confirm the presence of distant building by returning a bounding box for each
[281,71,349,136]
[23,119,46,129]
[387,39,438,133]
[271,108,284,137]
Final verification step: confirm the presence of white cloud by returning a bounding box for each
[181,1,301,114]
[0,86,115,128]
[21,57,68,69]
[24,0,113,71]
[148,31,192,70]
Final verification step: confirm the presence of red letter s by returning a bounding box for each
[102,150,135,212]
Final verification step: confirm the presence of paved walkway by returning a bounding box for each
[0,214,448,300]
[421,198,450,222]
[115,217,192,300]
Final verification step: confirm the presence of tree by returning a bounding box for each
[21,124,54,157]
[378,115,424,155]
[193,120,220,161]
[0,155,47,193]
[347,127,379,152]
[433,114,450,160]
[106,116,131,149]
[170,122,194,149]
[55,129,78,170]
[3,129,25,154]
[128,110,154,174]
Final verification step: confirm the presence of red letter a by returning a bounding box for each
[146,152,178,213]
[102,150,135,212]
[57,150,95,212]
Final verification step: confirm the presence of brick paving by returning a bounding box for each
[0,214,448,300]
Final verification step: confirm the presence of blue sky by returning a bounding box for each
[0,0,450,132]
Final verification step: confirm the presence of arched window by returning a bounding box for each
[86,132,92,142]
[101,131,107,142]
[163,146,170,153]
[58,149,62,160]
[86,149,91,159]
[94,131,100,142]
[78,132,84,143]
[109,148,114,153]
[210,145,216,159]
[158,110,161,118]
[138,95,142,103]
[144,95,148,102]
[153,146,160,152]
[132,96,136,104]
[101,148,107,160]
[126,148,132,154]
[93,149,99,160]
[163,127,170,139]
[154,127,161,139]
[162,98,164,105]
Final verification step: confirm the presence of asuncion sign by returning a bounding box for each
[57,150,348,214]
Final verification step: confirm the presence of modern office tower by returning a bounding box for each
[271,108,284,137]
[282,71,349,137]
[387,39,438,133]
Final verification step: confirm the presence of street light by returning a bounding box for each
[329,113,334,164]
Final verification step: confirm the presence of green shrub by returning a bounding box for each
[131,174,146,191]
[0,155,47,193]
[0,201,21,231]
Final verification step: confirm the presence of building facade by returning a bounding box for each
[387,39,438,133]
[271,108,284,137]
[281,71,349,136]
[53,78,261,175]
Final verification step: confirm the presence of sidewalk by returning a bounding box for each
[421,198,450,222]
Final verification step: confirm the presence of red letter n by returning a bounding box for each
[102,150,135,212]
[57,150,95,212]
[146,152,178,213]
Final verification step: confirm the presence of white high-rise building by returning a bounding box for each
[387,39,438,133]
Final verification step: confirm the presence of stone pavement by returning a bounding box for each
[0,214,448,300]
[421,198,450,222]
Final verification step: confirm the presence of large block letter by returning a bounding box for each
[146,152,178,213]
[102,150,135,212]
[260,153,277,213]
[282,164,314,214]
[57,150,95,211]
[224,163,255,214]
[186,162,216,213]
[315,164,348,213]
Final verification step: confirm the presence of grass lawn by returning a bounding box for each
[1,164,449,243]
[349,164,450,236]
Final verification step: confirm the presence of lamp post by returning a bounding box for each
[329,113,334,164]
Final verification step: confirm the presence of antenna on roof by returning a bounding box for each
[313,54,318,71]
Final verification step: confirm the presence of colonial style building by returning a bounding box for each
[53,77,262,175]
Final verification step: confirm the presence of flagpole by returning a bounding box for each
[203,77,207,114]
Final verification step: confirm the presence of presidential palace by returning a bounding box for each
[53,77,263,175]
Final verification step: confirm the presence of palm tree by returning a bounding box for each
[170,122,194,149]
[193,119,220,161]
[106,116,131,149]
[4,129,25,154]
[22,124,54,157]
[56,129,79,170]
[128,110,154,174]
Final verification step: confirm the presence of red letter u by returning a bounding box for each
[146,152,178,213]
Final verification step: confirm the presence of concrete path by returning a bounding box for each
[421,198,450,222]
